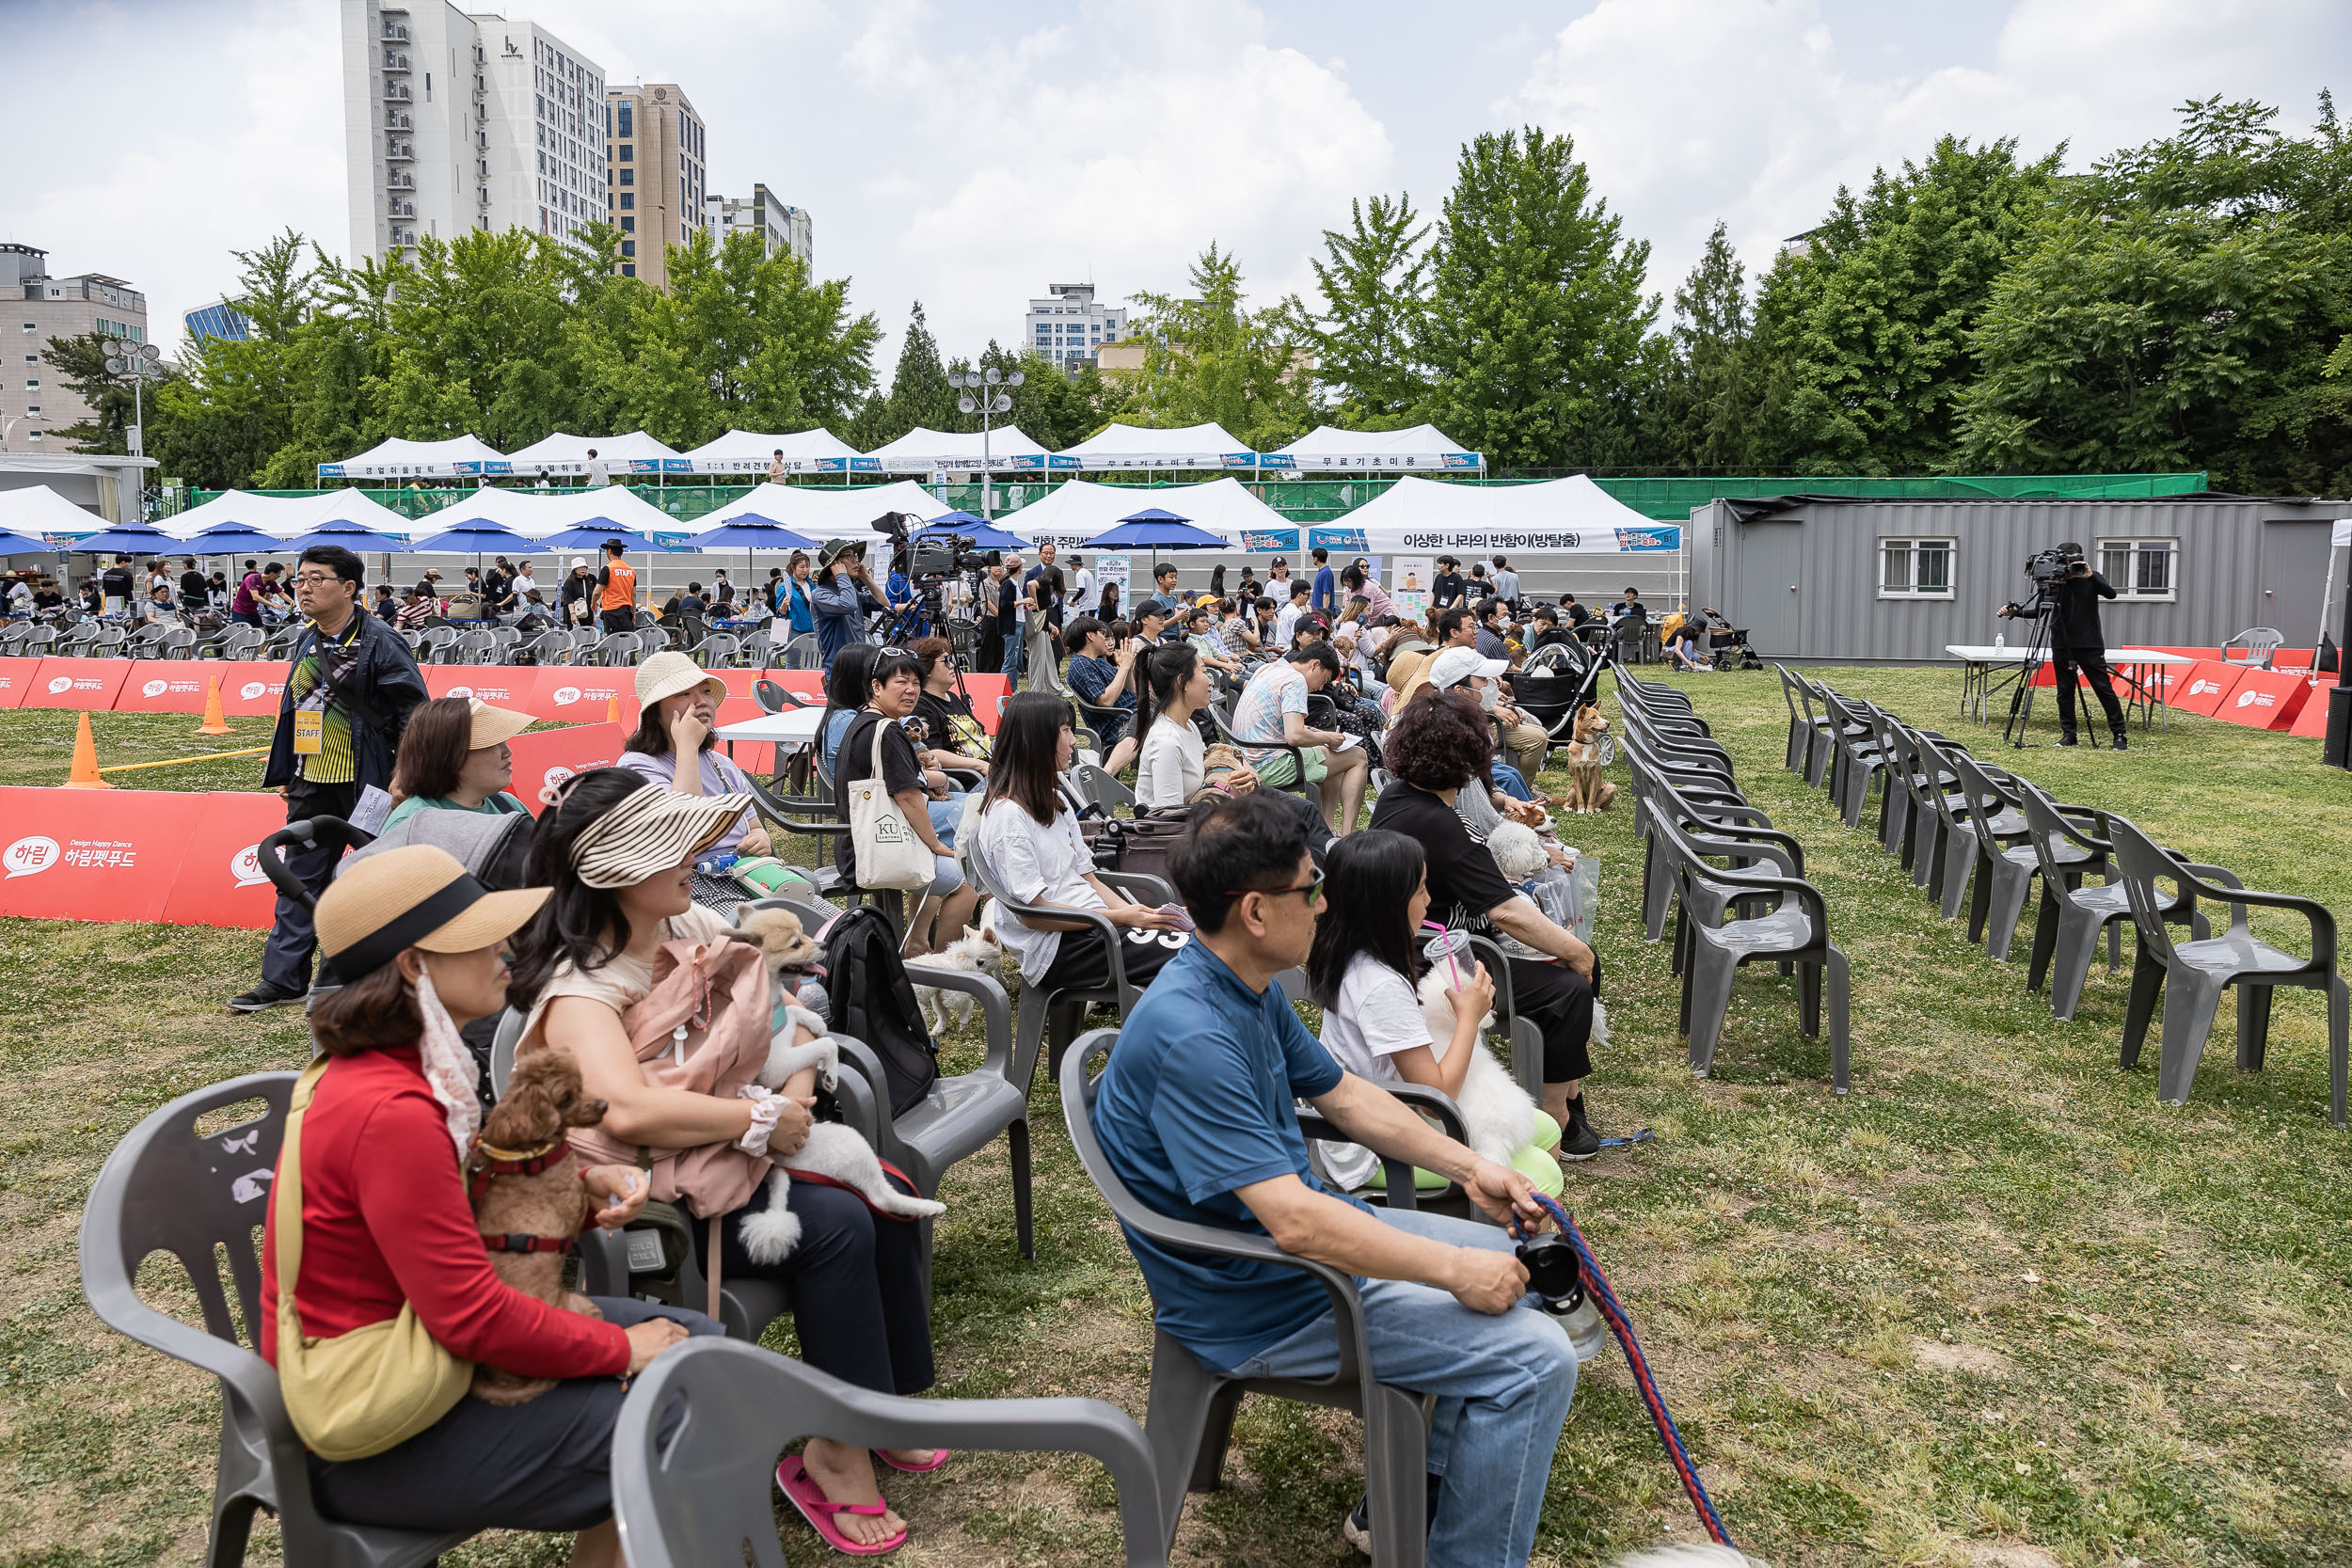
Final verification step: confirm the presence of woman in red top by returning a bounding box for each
[261,844,715,1567]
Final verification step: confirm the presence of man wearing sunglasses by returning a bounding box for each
[1091,792,1575,1568]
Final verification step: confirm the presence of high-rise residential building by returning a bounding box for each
[340,2,606,264]
[705,184,812,270]
[604,83,707,286]
[1024,282,1126,369]
[184,300,253,343]
[1,244,147,455]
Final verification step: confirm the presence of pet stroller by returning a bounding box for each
[1700,608,1762,671]
[1511,641,1598,741]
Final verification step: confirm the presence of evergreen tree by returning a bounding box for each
[1292,193,1431,426]
[870,302,958,446]
[1122,244,1313,452]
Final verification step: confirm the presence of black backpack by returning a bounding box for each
[822,906,939,1116]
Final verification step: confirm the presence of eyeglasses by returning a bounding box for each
[294,573,343,588]
[1227,869,1325,908]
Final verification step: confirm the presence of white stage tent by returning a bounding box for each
[866,425,1050,474]
[691,479,951,535]
[993,478,1298,552]
[680,429,872,476]
[163,487,417,541]
[319,435,509,480]
[405,483,681,541]
[501,431,682,477]
[0,483,105,538]
[1302,475,1679,556]
[1047,421,1251,473]
[1270,423,1484,473]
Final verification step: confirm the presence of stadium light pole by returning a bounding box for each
[950,367,1022,520]
[104,341,167,518]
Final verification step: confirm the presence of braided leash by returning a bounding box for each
[1528,1191,1735,1549]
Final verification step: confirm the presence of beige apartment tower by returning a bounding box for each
[605,84,707,288]
[2,245,148,456]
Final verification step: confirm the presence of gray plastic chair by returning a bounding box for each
[1624,751,1803,945]
[2222,627,2284,669]
[79,1072,475,1568]
[2015,785,2212,1021]
[781,632,822,671]
[1948,750,2096,961]
[2109,816,2349,1124]
[612,1337,1166,1567]
[1774,663,1832,775]
[1913,734,2022,922]
[1060,1030,1433,1566]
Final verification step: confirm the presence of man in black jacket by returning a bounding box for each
[1999,542,2127,750]
[230,544,428,1011]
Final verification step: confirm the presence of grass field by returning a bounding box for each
[3,673,2350,1567]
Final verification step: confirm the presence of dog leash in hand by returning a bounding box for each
[1529,1191,1735,1549]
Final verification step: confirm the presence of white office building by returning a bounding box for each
[706,184,813,270]
[341,2,607,264]
[1024,282,1126,369]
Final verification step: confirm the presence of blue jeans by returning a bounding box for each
[927,791,964,848]
[1492,761,1533,800]
[1224,1207,1576,1568]
[1001,621,1026,681]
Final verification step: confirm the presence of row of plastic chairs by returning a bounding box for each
[1616,670,1852,1091]
[1782,665,2347,1124]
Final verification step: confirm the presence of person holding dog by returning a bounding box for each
[510,769,942,1554]
[262,844,713,1566]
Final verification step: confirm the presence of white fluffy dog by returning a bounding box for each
[737,1005,946,1265]
[912,929,1001,1037]
[1416,968,1540,1166]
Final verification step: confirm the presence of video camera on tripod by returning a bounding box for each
[2005,543,2090,614]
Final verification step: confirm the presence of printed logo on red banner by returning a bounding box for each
[503,722,627,812]
[21,657,133,711]
[423,667,534,706]
[526,668,635,724]
[157,791,294,929]
[114,661,216,714]
[2167,661,2248,718]
[0,786,204,922]
[2216,667,2314,731]
[0,656,43,710]
[208,661,292,716]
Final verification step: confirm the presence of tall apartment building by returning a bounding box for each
[604,84,707,286]
[1,244,148,455]
[1025,282,1126,369]
[341,2,606,263]
[705,184,813,270]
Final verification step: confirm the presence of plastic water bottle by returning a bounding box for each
[694,850,739,877]
[1994,628,2006,650]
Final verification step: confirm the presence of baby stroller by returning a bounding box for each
[1699,608,1761,671]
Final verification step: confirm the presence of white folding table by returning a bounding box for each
[1946,645,2191,731]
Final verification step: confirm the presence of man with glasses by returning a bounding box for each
[1091,792,1577,1567]
[230,544,426,1012]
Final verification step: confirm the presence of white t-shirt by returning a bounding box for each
[1274,602,1304,647]
[1314,954,1433,1189]
[1073,567,1094,607]
[1135,714,1206,810]
[975,798,1102,981]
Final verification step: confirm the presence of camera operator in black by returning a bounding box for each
[1999,541,2127,750]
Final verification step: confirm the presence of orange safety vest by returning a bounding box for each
[598,561,636,612]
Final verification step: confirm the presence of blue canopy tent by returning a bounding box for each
[281,519,410,554]
[68,521,181,557]
[0,530,56,559]
[538,518,675,554]
[1082,508,1229,584]
[684,515,820,618]
[405,519,532,556]
[913,510,1024,551]
[180,522,284,557]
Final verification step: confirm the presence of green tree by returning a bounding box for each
[872,302,958,445]
[1641,221,1762,470]
[1292,193,1431,426]
[1418,126,1656,467]
[41,332,179,455]
[1120,244,1313,451]
[1956,96,2352,493]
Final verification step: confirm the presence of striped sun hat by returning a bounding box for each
[567,780,751,889]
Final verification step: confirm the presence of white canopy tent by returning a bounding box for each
[405,483,681,541]
[319,435,508,480]
[1305,475,1679,556]
[162,487,416,541]
[1051,421,1251,472]
[679,429,872,476]
[993,478,1297,552]
[691,479,951,535]
[500,431,683,477]
[865,425,1050,474]
[1270,423,1484,473]
[0,483,103,539]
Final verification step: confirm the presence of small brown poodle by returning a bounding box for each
[467,1047,610,1405]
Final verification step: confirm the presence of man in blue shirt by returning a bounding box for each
[1091,793,1578,1567]
[1061,615,1141,771]
[1310,546,1336,614]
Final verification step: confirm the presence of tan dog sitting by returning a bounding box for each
[1187,741,1250,805]
[467,1048,610,1405]
[1560,705,1618,815]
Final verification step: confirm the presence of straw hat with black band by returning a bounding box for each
[316,845,550,987]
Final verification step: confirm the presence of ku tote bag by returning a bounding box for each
[848,718,936,892]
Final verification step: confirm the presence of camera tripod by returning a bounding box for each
[2001,584,2058,748]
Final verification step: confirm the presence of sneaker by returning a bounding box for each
[2057,732,2079,747]
[227,982,306,1013]
[1343,1475,1446,1557]
[2111,730,2128,751]
[1557,1097,1602,1162]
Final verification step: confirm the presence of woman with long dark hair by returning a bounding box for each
[1135,642,1254,812]
[818,642,881,782]
[974,692,1185,993]
[1097,581,1121,622]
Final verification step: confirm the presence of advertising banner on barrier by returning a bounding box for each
[524,668,638,725]
[504,722,628,809]
[2166,661,2247,718]
[423,667,538,707]
[2292,679,2336,737]
[22,657,133,711]
[114,662,223,714]
[2214,667,2313,731]
[210,662,294,716]
[155,792,294,929]
[0,656,43,709]
[0,786,205,923]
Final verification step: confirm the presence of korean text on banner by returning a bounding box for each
[523,668,636,725]
[2213,668,2313,731]
[2166,661,2248,718]
[503,722,628,811]
[156,792,296,929]
[423,666,537,707]
[0,786,206,922]
[21,657,133,712]
[207,662,294,716]
[114,662,219,714]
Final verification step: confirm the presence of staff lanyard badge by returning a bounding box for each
[293,710,325,755]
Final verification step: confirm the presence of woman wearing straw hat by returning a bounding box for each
[511,770,942,1554]
[383,696,537,830]
[617,651,772,859]
[261,845,714,1565]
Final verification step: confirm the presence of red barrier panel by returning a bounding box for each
[523,668,639,725]
[210,661,294,716]
[423,666,538,707]
[155,792,296,929]
[0,786,205,922]
[0,656,44,709]
[504,721,628,809]
[22,657,133,711]
[2167,661,2247,718]
[2213,668,2312,731]
[2292,679,2338,737]
[115,661,222,714]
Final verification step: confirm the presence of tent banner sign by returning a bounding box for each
[1327,525,1684,553]
[1238,529,1300,554]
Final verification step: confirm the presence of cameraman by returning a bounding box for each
[811,538,886,666]
[1998,542,2127,750]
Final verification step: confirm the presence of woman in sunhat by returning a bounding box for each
[616,651,772,858]
[260,844,714,1564]
[511,769,942,1554]
[384,696,537,829]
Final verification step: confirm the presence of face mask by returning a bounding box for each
[1477,679,1501,712]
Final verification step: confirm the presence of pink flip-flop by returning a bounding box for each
[775,1455,906,1557]
[876,1448,951,1474]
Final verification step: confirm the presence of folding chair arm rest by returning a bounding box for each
[900,961,1015,1079]
[828,1037,908,1164]
[1384,1082,1471,1146]
[1097,868,1177,907]
[1000,898,1140,995]
[1461,933,1520,1021]
[1685,828,1805,878]
[1683,799,1777,830]
[1295,1109,1425,1210]
[2174,861,2243,889]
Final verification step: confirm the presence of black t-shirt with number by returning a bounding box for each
[834,709,928,878]
[1365,781,1515,937]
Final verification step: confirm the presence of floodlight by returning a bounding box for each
[1007,371,1025,387]
[983,368,1001,386]
[991,395,1011,414]
[958,395,977,414]
[104,356,126,375]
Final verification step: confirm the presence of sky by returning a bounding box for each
[5,0,2344,379]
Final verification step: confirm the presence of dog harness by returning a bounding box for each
[469,1135,595,1255]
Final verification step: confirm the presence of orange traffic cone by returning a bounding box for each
[64,712,113,789]
[197,674,233,736]
[606,694,622,724]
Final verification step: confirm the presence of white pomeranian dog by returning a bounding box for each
[736,1006,946,1265]
[911,929,1002,1037]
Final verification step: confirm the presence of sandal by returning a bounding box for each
[775,1454,907,1556]
[877,1448,951,1474]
